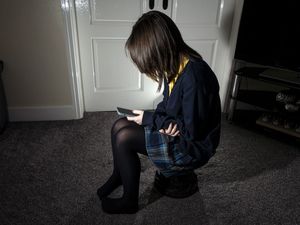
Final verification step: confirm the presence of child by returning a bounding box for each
[97,10,221,214]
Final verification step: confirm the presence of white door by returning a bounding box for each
[173,0,235,89]
[75,0,235,111]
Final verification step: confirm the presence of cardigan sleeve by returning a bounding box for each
[141,99,167,126]
[141,78,176,129]
[141,94,176,129]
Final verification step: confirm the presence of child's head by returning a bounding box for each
[126,11,201,90]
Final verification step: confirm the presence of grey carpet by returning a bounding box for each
[0,112,299,225]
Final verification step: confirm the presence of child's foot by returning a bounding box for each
[97,175,122,200]
[101,197,138,214]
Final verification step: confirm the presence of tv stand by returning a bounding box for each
[227,67,300,138]
[260,68,300,86]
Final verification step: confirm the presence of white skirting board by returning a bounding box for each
[8,105,78,122]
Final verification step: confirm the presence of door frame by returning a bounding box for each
[60,0,84,119]
[60,0,244,116]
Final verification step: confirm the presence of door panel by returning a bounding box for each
[185,40,217,69]
[174,0,221,26]
[90,0,142,22]
[92,38,141,91]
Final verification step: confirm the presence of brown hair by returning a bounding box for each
[126,11,201,91]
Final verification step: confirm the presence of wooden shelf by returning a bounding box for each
[256,118,300,139]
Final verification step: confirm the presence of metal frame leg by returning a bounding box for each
[227,74,242,121]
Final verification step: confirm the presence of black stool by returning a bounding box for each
[154,170,199,198]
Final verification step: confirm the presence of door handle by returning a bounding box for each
[163,0,168,10]
[149,0,155,9]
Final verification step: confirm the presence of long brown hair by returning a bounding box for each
[126,11,201,91]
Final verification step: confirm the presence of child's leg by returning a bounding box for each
[98,118,147,214]
[97,118,131,199]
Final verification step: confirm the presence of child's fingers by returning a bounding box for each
[133,110,142,115]
[173,130,180,136]
[170,124,177,135]
[165,123,173,134]
[126,116,135,121]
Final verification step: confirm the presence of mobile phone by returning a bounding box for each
[116,107,138,117]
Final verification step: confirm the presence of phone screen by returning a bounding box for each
[117,107,138,117]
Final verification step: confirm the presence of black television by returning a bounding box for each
[234,0,300,73]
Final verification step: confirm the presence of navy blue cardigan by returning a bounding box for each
[142,57,221,164]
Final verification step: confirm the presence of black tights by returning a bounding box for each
[97,118,147,213]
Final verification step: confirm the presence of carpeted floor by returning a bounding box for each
[0,112,299,225]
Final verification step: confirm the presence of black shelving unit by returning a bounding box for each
[227,67,300,138]
[236,90,277,110]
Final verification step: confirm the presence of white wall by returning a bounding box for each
[0,0,75,121]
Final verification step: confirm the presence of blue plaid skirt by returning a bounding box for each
[144,126,198,177]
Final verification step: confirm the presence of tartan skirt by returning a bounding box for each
[144,126,198,177]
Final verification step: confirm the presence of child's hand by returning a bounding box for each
[159,123,180,136]
[126,110,144,125]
